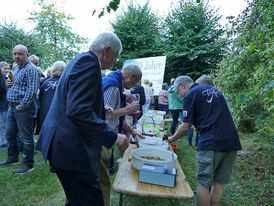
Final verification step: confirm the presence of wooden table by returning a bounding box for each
[112,144,194,206]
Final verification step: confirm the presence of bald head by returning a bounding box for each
[29,55,39,67]
[13,44,29,67]
[122,64,142,90]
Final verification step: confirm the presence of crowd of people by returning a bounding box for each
[0,32,241,206]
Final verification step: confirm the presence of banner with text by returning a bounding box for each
[123,56,166,95]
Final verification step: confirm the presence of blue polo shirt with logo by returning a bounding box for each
[182,83,241,152]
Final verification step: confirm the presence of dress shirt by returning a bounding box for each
[7,60,40,110]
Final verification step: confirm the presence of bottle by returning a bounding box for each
[163,128,168,141]
[8,72,13,81]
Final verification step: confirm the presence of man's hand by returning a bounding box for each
[131,129,145,141]
[168,136,174,144]
[125,102,139,114]
[116,134,129,151]
[40,77,45,84]
[6,79,13,88]
[105,105,113,120]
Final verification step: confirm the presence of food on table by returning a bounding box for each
[140,156,165,161]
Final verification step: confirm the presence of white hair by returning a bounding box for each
[122,64,142,80]
[174,76,194,88]
[29,55,39,61]
[51,61,66,77]
[195,74,214,86]
[14,44,28,54]
[89,32,122,55]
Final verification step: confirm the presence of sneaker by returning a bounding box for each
[12,164,34,174]
[0,158,19,166]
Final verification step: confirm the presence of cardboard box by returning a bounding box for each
[139,163,177,187]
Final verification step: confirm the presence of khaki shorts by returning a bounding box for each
[196,150,237,187]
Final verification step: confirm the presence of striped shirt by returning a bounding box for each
[104,86,121,132]
[7,60,40,110]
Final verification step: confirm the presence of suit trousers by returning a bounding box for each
[52,165,104,206]
[99,146,112,206]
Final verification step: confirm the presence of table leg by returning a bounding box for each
[169,199,178,206]
[119,194,123,206]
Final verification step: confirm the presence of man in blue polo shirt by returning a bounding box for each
[168,76,241,206]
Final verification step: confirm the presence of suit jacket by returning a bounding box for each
[38,51,117,174]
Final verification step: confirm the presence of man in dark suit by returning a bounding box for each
[38,32,129,206]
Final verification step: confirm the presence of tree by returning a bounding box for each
[92,0,201,18]
[0,21,44,66]
[163,0,227,80]
[215,0,273,137]
[92,0,121,18]
[111,2,163,68]
[28,0,88,68]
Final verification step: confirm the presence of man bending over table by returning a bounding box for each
[168,76,241,206]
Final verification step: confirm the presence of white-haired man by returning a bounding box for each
[101,64,144,205]
[38,32,129,206]
[168,75,241,206]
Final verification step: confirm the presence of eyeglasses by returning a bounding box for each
[176,84,182,93]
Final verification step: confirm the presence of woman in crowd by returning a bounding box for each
[158,83,169,118]
[168,81,183,135]
[142,79,153,113]
[38,61,66,128]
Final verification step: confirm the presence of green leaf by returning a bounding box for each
[236,94,247,105]
[106,6,111,13]
[267,90,273,99]
[98,9,104,18]
[92,10,96,16]
[249,44,256,51]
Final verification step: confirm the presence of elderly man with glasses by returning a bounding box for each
[37,32,129,206]
[168,75,241,206]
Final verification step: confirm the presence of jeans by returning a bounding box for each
[0,111,8,146]
[170,109,182,135]
[179,111,183,123]
[6,105,35,166]
[187,126,199,146]
[159,104,169,117]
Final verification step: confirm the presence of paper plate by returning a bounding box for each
[142,127,159,135]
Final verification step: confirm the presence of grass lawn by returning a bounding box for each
[0,127,272,205]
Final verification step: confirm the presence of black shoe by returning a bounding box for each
[1,143,8,148]
[49,165,55,173]
[0,158,19,166]
[12,164,34,174]
[109,168,115,175]
[0,146,6,151]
